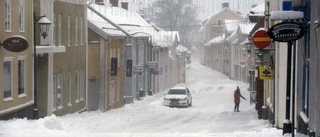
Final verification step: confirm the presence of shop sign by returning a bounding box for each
[268,22,305,42]
[133,65,144,72]
[2,36,29,52]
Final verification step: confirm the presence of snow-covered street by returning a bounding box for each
[1,59,289,137]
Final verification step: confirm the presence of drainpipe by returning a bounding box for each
[274,0,279,128]
[104,36,112,111]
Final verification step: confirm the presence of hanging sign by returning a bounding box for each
[253,30,271,49]
[2,36,29,52]
[247,56,255,68]
[259,66,273,80]
[267,22,306,42]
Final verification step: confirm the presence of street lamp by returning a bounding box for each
[244,40,253,55]
[33,13,51,119]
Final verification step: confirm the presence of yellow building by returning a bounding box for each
[0,0,34,119]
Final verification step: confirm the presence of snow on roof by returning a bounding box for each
[225,20,244,32]
[249,4,265,16]
[204,34,225,46]
[154,31,179,47]
[176,45,189,52]
[226,31,238,41]
[87,4,179,47]
[271,11,304,20]
[238,23,256,35]
[202,8,245,27]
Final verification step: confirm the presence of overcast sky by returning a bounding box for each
[126,0,265,21]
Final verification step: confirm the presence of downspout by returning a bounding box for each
[85,1,90,111]
[104,36,112,111]
[274,0,279,127]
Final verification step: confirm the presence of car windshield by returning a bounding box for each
[168,89,186,95]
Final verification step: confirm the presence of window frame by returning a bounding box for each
[80,17,83,45]
[75,16,78,46]
[53,14,56,46]
[75,71,80,103]
[68,16,71,47]
[52,75,57,111]
[68,73,72,106]
[3,57,13,101]
[5,0,11,32]
[18,56,26,97]
[57,74,63,109]
[58,14,62,46]
[80,70,84,101]
[19,0,25,32]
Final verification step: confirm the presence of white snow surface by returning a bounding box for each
[0,57,308,137]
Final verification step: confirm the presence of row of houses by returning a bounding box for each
[200,1,320,136]
[0,0,189,120]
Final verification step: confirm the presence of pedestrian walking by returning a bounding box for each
[234,86,246,112]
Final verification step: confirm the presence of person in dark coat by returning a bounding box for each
[234,86,246,112]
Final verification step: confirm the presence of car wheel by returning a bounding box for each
[189,99,192,106]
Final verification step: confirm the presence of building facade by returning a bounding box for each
[0,0,34,120]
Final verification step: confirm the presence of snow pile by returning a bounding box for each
[0,56,308,137]
[271,11,304,20]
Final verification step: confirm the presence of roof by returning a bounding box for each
[170,87,187,90]
[200,7,245,31]
[237,23,257,35]
[176,45,189,52]
[249,4,265,16]
[87,4,179,47]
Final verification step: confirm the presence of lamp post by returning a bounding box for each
[33,13,51,119]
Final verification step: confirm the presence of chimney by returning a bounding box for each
[95,0,104,5]
[121,2,128,10]
[110,0,119,7]
[222,3,229,9]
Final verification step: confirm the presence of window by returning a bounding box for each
[68,73,72,106]
[75,71,79,102]
[53,14,56,46]
[19,0,24,31]
[3,58,12,100]
[5,0,11,31]
[126,60,132,77]
[80,17,83,45]
[111,58,118,76]
[57,74,63,108]
[75,16,78,46]
[68,16,71,46]
[80,70,84,100]
[18,56,26,96]
[52,75,56,110]
[58,15,62,46]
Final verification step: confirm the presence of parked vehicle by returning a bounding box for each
[163,87,192,107]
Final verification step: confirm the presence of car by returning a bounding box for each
[163,87,192,107]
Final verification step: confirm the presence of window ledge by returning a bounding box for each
[75,99,80,103]
[57,106,63,110]
[52,108,57,112]
[80,98,84,101]
[68,103,72,107]
[18,94,27,98]
[4,97,13,102]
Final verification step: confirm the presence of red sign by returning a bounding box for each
[253,30,271,49]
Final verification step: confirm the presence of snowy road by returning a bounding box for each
[0,59,285,137]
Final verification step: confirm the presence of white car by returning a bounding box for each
[163,87,192,107]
